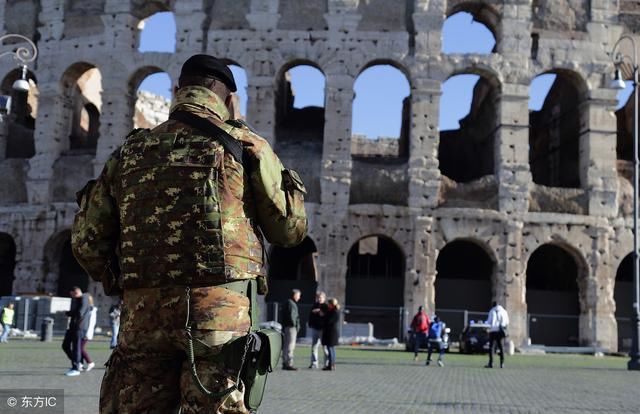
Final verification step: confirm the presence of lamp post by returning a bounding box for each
[611,34,640,371]
[0,34,38,92]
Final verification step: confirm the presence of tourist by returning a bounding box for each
[282,289,301,370]
[308,291,327,368]
[80,294,97,372]
[322,298,341,371]
[62,286,89,376]
[1,302,15,343]
[425,315,446,367]
[410,306,430,361]
[108,299,122,349]
[485,301,509,369]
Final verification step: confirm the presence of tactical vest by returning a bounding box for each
[116,128,261,289]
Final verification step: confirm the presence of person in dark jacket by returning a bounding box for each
[62,286,90,376]
[321,298,341,371]
[308,291,327,369]
[282,289,301,370]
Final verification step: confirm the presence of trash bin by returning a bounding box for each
[41,317,54,342]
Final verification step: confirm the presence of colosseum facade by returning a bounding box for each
[0,0,638,352]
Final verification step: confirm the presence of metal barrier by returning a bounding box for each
[528,313,579,346]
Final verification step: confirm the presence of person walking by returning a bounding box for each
[425,316,446,367]
[1,302,15,343]
[108,299,121,349]
[322,298,340,371]
[410,306,430,361]
[80,294,97,372]
[282,289,301,370]
[62,286,90,376]
[72,54,307,413]
[308,291,327,369]
[485,301,509,369]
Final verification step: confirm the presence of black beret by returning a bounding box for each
[180,54,237,92]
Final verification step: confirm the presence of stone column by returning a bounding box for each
[26,85,71,204]
[94,75,133,176]
[501,220,527,347]
[247,0,280,30]
[411,0,444,57]
[581,225,617,351]
[411,216,435,313]
[321,72,353,207]
[102,0,137,52]
[408,77,441,209]
[580,88,618,217]
[246,75,276,145]
[0,0,6,34]
[495,84,531,213]
[174,0,207,52]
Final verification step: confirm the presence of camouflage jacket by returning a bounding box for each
[71,86,308,293]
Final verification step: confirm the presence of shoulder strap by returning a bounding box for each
[169,110,244,165]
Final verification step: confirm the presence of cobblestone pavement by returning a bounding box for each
[0,339,638,413]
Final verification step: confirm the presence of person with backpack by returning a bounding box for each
[425,315,446,367]
[410,306,430,361]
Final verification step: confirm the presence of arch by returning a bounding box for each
[439,71,500,183]
[351,62,410,159]
[525,243,586,346]
[616,81,635,164]
[61,63,102,153]
[265,237,318,335]
[0,233,16,296]
[447,1,500,41]
[228,64,248,117]
[43,230,88,297]
[614,253,634,352]
[137,11,176,53]
[133,69,171,129]
[435,239,495,332]
[1,68,38,158]
[345,235,405,339]
[274,61,325,203]
[442,11,496,54]
[529,69,588,189]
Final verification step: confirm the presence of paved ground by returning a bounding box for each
[0,337,638,413]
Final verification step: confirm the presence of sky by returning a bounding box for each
[137,12,632,137]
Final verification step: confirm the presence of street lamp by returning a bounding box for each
[611,34,640,371]
[0,34,38,92]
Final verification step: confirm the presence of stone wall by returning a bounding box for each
[0,0,634,351]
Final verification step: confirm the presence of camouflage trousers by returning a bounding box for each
[100,286,252,414]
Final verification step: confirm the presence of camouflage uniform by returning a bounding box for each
[72,86,307,413]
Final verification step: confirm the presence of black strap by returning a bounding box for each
[169,110,244,164]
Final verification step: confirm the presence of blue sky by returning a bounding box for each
[137,12,631,136]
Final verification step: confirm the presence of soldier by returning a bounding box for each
[71,54,307,413]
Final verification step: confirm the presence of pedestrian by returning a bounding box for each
[1,302,15,343]
[71,54,308,412]
[62,286,90,376]
[322,298,341,371]
[410,306,430,361]
[108,299,122,349]
[282,289,301,370]
[80,294,97,372]
[425,315,446,367]
[485,301,509,369]
[308,291,327,369]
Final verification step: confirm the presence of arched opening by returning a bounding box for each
[526,244,582,346]
[132,70,171,129]
[616,81,635,192]
[265,237,318,335]
[137,11,176,53]
[351,64,410,158]
[63,64,102,154]
[442,11,496,54]
[435,239,494,335]
[439,73,498,184]
[275,63,325,203]
[0,233,16,296]
[1,69,38,158]
[529,71,585,189]
[345,236,405,339]
[228,64,248,118]
[56,234,89,297]
[615,254,634,352]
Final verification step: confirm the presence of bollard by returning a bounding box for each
[40,317,54,342]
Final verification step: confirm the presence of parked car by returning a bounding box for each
[405,326,451,352]
[459,322,490,354]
